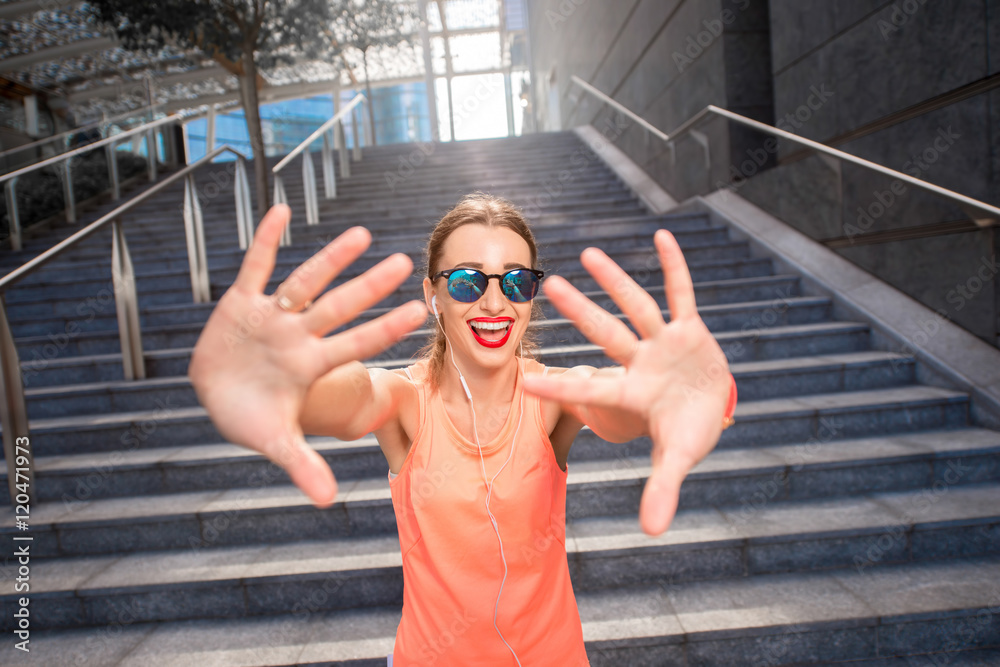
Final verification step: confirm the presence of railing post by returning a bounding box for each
[146,128,158,182]
[352,106,362,162]
[206,104,217,152]
[689,129,711,170]
[4,178,21,251]
[363,101,374,147]
[110,219,146,380]
[180,122,192,165]
[302,153,319,225]
[272,175,291,246]
[62,159,77,223]
[322,130,336,199]
[182,174,211,303]
[107,141,120,201]
[0,294,35,507]
[161,126,176,168]
[234,157,254,250]
[338,120,350,179]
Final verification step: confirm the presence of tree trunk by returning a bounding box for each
[240,50,271,220]
[362,50,377,146]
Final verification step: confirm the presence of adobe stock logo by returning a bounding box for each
[877,0,928,39]
[672,0,751,73]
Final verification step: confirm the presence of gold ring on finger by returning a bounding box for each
[275,294,314,312]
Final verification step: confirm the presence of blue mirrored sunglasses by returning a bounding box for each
[432,268,545,303]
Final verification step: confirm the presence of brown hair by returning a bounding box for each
[420,192,543,388]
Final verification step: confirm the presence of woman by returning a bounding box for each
[189,194,737,666]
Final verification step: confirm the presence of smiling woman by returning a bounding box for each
[187,192,737,666]
[419,194,543,385]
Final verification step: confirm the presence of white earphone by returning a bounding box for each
[432,291,524,666]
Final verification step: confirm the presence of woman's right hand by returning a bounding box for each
[187,204,427,508]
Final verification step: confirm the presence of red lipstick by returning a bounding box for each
[467,317,514,348]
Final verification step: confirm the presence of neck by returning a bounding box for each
[439,347,520,407]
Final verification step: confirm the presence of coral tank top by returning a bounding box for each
[387,357,590,666]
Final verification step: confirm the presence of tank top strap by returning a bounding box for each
[408,361,432,440]
[521,358,553,444]
[389,361,429,482]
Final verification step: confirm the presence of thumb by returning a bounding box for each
[271,428,338,508]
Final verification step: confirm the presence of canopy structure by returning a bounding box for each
[0,0,531,145]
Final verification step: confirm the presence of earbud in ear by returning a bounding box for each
[431,295,438,317]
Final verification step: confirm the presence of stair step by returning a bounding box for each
[18,215,718,280]
[2,483,996,632]
[1,557,996,665]
[5,232,748,299]
[63,273,803,330]
[4,426,996,555]
[19,319,873,388]
[11,368,961,455]
[19,347,911,423]
[11,350,918,498]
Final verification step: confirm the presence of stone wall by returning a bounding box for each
[527,0,774,201]
[527,0,999,346]
[739,0,999,346]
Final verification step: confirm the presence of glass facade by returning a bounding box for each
[183,0,531,162]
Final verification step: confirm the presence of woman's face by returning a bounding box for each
[424,223,535,373]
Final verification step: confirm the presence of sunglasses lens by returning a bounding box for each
[447,269,487,302]
[503,269,540,302]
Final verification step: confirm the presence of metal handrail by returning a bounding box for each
[569,75,1000,227]
[0,102,166,162]
[2,114,181,251]
[271,93,367,244]
[0,115,177,186]
[0,144,254,506]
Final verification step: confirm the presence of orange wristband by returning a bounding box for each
[722,373,737,430]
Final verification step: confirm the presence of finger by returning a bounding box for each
[640,409,717,536]
[656,230,698,321]
[303,252,415,336]
[274,226,371,310]
[233,204,291,295]
[638,449,688,536]
[581,247,665,338]
[522,373,626,408]
[543,276,639,365]
[319,300,428,372]
[269,427,339,508]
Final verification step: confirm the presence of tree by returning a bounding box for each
[86,0,338,219]
[329,0,416,145]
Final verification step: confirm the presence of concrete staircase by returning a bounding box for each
[1,131,998,666]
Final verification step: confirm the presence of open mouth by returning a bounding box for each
[467,317,514,348]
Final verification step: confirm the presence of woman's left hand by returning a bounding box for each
[522,230,733,537]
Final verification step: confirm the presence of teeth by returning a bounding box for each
[470,320,510,331]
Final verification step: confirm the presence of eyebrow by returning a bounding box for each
[455,262,529,270]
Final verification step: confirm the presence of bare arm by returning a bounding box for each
[299,362,410,442]
[547,365,641,443]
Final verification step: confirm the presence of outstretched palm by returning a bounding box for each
[188,205,427,507]
[523,230,733,537]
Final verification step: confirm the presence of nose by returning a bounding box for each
[479,276,506,314]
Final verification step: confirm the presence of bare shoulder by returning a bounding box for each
[370,367,419,426]
[531,363,598,436]
[371,366,421,473]
[543,364,599,380]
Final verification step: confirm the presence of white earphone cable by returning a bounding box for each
[436,299,524,666]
